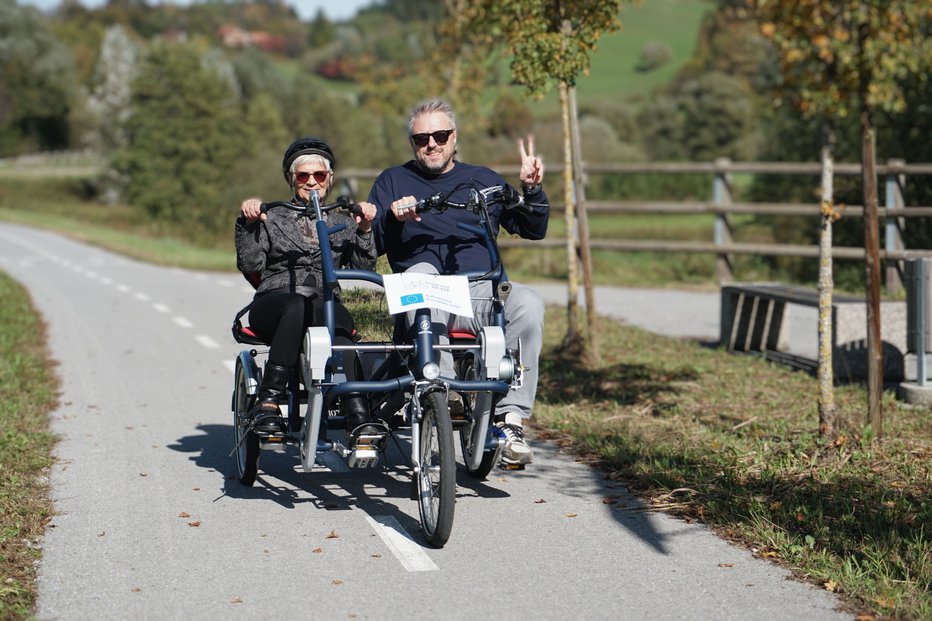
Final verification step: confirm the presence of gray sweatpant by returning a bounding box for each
[405,262,544,420]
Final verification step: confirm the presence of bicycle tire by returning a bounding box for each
[233,359,260,486]
[457,357,496,479]
[416,391,455,547]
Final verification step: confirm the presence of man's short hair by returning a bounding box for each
[408,99,457,134]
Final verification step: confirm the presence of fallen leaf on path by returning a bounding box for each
[718,563,734,568]
[534,499,547,504]
[188,521,201,527]
[823,580,838,592]
[131,587,141,593]
[178,512,190,518]
[326,530,339,539]
[602,497,617,505]
[565,513,578,518]
[371,553,382,558]
[231,597,243,604]
[97,531,105,537]
[332,580,343,585]
[312,548,322,554]
[139,472,148,477]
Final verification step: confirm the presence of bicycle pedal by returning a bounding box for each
[348,446,379,468]
[499,460,526,471]
[260,435,288,452]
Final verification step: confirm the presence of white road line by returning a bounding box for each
[100,277,113,285]
[364,515,439,572]
[153,303,170,313]
[116,284,131,293]
[173,317,193,328]
[134,292,150,301]
[195,335,219,349]
[222,360,236,373]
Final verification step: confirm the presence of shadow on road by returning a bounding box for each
[169,422,511,546]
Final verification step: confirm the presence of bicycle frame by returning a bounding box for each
[299,189,515,471]
[232,186,523,546]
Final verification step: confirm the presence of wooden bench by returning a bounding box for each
[720,282,908,381]
[720,283,861,353]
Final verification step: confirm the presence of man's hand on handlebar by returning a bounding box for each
[241,197,265,223]
[391,195,422,222]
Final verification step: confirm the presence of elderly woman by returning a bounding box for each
[235,137,379,440]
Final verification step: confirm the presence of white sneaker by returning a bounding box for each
[496,412,532,468]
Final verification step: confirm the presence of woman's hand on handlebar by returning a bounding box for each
[391,195,421,222]
[355,201,377,232]
[241,197,266,223]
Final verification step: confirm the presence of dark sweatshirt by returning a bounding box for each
[368,160,549,275]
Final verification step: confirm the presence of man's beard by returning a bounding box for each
[416,149,452,174]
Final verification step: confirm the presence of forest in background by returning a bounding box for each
[1,0,931,286]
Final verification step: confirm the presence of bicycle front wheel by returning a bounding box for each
[416,391,455,547]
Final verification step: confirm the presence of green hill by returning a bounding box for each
[528,0,714,115]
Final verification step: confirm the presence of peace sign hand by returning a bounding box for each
[518,135,543,188]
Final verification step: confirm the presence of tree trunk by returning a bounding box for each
[559,80,581,348]
[818,140,837,439]
[861,110,884,437]
[567,83,599,362]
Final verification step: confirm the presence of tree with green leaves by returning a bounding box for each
[86,24,140,203]
[754,0,932,438]
[0,0,79,154]
[459,0,625,358]
[115,41,245,240]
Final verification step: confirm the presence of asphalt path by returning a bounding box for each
[0,222,847,620]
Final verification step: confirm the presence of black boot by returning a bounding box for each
[342,394,373,432]
[252,362,291,434]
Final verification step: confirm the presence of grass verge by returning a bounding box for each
[0,273,57,620]
[535,309,931,620]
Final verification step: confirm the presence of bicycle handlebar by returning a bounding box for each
[260,195,363,218]
[396,183,536,216]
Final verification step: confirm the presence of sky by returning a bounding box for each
[19,0,377,22]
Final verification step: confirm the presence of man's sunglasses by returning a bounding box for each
[410,129,454,148]
[294,170,330,185]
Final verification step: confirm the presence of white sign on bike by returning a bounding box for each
[383,273,474,318]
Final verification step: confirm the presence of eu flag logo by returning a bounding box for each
[400,293,424,306]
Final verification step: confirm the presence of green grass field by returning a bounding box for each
[527,0,714,115]
[0,274,57,619]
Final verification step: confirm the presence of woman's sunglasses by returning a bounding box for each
[294,170,330,185]
[410,129,454,148]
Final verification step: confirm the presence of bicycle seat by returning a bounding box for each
[232,302,267,346]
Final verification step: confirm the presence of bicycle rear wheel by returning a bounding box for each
[457,357,497,479]
[416,391,455,547]
[233,358,260,486]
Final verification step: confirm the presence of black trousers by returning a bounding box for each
[248,291,361,381]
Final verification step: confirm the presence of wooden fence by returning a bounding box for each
[347,158,932,291]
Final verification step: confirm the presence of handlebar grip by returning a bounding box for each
[334,195,363,218]
[259,203,269,214]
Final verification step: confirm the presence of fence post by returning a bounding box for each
[885,158,906,293]
[713,157,734,283]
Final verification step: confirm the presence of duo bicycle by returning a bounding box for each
[231,183,532,547]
